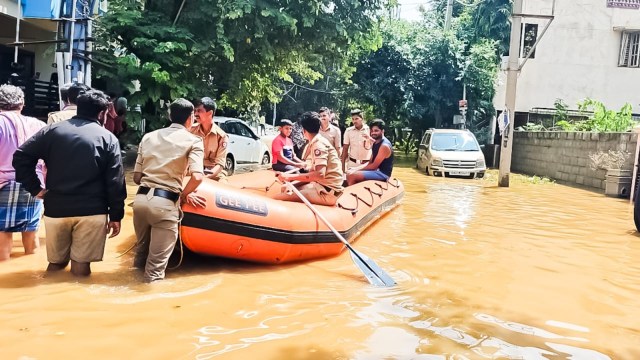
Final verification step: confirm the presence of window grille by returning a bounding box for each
[619,31,640,67]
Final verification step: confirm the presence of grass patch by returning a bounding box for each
[481,169,555,185]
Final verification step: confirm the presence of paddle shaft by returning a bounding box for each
[283,181,397,287]
[283,182,356,252]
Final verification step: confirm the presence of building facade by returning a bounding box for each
[493,0,640,123]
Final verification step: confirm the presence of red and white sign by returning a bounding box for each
[458,99,468,110]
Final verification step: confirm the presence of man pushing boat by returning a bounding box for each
[275,111,344,206]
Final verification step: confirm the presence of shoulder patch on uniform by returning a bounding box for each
[314,149,321,156]
[222,141,227,149]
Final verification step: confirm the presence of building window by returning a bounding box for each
[520,23,538,59]
[619,31,640,67]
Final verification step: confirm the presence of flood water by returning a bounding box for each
[1,161,639,359]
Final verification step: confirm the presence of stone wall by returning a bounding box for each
[512,132,638,191]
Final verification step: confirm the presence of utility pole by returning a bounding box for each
[498,0,523,187]
[444,0,454,30]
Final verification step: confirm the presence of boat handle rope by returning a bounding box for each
[388,178,401,188]
[338,193,360,215]
[365,186,383,197]
[355,190,374,208]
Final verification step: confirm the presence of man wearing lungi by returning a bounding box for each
[0,85,46,260]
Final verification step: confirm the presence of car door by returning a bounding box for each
[418,132,431,170]
[235,121,262,163]
[223,122,249,164]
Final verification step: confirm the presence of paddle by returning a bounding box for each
[282,181,396,287]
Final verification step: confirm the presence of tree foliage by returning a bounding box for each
[94,0,384,127]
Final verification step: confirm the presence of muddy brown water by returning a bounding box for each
[1,161,639,359]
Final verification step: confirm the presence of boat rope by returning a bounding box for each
[388,178,401,188]
[355,190,374,207]
[240,179,279,192]
[338,193,360,214]
[116,207,185,271]
[168,208,185,270]
[365,186,383,197]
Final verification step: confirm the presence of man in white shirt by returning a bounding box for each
[341,109,373,172]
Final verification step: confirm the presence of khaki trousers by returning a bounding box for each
[44,215,108,263]
[274,182,341,206]
[132,193,180,282]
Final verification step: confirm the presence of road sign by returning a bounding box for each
[453,115,465,124]
[458,99,468,110]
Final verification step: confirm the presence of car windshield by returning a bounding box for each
[430,132,480,151]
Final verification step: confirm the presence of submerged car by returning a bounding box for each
[214,116,271,175]
[417,129,486,178]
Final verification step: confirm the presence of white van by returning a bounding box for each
[417,129,486,178]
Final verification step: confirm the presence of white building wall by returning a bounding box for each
[494,0,640,114]
[0,0,20,18]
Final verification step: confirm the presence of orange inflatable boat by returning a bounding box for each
[180,170,404,264]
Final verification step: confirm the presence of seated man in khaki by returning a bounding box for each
[190,97,228,181]
[275,111,344,206]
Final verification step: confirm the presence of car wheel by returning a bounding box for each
[261,152,270,166]
[225,155,235,176]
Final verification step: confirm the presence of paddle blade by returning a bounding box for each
[348,248,396,287]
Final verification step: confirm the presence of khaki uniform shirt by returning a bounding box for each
[305,134,344,191]
[189,122,228,169]
[319,124,342,153]
[343,125,372,162]
[134,123,204,194]
[47,106,77,125]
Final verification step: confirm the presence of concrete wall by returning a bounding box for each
[493,0,640,114]
[512,131,638,191]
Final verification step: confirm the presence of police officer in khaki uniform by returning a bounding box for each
[190,97,228,181]
[276,111,343,206]
[47,83,88,124]
[341,109,373,172]
[132,98,206,282]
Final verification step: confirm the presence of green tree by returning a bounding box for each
[94,0,384,128]
[468,0,512,56]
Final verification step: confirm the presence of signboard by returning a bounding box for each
[458,99,468,110]
[607,0,640,9]
[453,115,465,125]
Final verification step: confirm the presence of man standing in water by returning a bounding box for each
[0,85,46,260]
[13,90,126,276]
[341,109,372,172]
[275,112,343,206]
[190,97,228,181]
[133,98,206,282]
[346,119,394,185]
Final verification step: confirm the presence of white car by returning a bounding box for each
[417,129,486,178]
[214,116,271,175]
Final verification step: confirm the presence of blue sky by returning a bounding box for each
[397,0,432,21]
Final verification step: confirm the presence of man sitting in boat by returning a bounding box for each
[345,119,394,186]
[275,112,344,206]
[190,97,228,182]
[271,119,306,172]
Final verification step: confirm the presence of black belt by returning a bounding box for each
[137,186,180,202]
[349,157,368,164]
